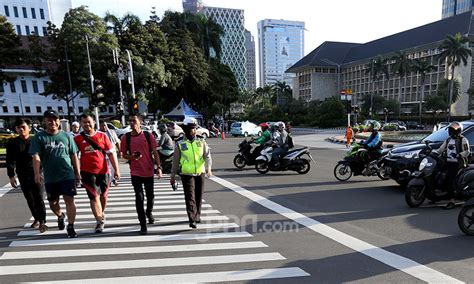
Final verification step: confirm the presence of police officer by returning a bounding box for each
[170,118,212,229]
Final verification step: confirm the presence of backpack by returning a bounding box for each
[287,133,294,149]
[125,131,152,155]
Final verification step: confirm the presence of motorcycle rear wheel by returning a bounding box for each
[458,205,474,236]
[296,159,311,174]
[334,162,352,181]
[255,160,270,174]
[405,185,426,208]
[233,155,247,169]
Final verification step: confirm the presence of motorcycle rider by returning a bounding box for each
[360,121,383,174]
[271,121,289,168]
[157,123,175,164]
[251,123,271,160]
[435,121,470,209]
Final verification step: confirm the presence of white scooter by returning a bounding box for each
[254,146,314,174]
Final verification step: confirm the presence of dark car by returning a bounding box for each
[406,121,424,130]
[380,120,474,187]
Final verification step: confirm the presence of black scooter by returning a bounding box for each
[233,138,264,169]
[405,142,452,207]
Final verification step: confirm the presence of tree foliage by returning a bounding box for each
[0,16,24,83]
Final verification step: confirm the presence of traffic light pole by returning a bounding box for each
[113,49,126,126]
[85,35,99,127]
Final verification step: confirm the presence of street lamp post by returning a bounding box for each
[85,35,99,127]
[126,49,136,99]
[113,49,125,126]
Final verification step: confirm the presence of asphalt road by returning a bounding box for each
[1,131,473,283]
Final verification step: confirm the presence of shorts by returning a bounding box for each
[45,179,77,201]
[81,171,110,200]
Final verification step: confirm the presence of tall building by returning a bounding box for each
[257,19,305,87]
[182,0,203,13]
[203,7,247,90]
[0,0,93,124]
[244,29,256,90]
[287,11,474,116]
[442,0,474,18]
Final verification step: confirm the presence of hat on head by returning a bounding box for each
[183,117,198,128]
[71,121,80,127]
[43,109,59,119]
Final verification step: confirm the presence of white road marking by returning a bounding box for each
[72,204,211,213]
[0,253,285,276]
[17,222,239,237]
[30,209,221,221]
[9,231,253,247]
[24,215,229,228]
[211,176,464,284]
[1,241,266,260]
[72,195,184,201]
[27,267,309,283]
[72,199,190,206]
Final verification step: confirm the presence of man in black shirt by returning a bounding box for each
[6,117,47,232]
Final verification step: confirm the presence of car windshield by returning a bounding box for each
[232,123,241,127]
[422,122,473,143]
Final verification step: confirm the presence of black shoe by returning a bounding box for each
[66,224,77,238]
[146,212,155,224]
[196,218,201,224]
[444,202,456,210]
[58,213,65,230]
[189,222,197,229]
[140,224,147,235]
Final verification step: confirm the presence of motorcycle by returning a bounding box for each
[159,150,174,174]
[334,143,389,181]
[233,138,264,169]
[404,142,452,207]
[455,166,474,235]
[254,146,313,174]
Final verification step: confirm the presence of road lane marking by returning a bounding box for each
[0,253,285,276]
[1,241,267,260]
[72,199,191,206]
[26,267,309,283]
[211,176,464,284]
[72,195,185,201]
[72,204,212,213]
[9,231,253,247]
[17,222,239,237]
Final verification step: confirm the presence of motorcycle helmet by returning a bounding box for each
[182,117,198,128]
[259,122,269,131]
[277,121,285,129]
[368,121,381,131]
[448,121,462,137]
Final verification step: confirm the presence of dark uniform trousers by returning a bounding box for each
[131,176,154,225]
[19,176,46,223]
[181,173,205,223]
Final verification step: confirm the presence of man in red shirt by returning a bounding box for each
[74,114,120,233]
[121,113,162,235]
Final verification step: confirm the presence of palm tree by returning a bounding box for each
[272,81,291,105]
[438,32,472,121]
[411,58,436,123]
[391,51,412,118]
[365,56,389,117]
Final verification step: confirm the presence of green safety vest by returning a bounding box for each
[178,138,205,175]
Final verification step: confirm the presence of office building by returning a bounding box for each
[244,29,256,90]
[442,0,474,18]
[257,19,305,87]
[287,11,474,116]
[182,0,203,14]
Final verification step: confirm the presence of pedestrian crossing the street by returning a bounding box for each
[0,173,309,283]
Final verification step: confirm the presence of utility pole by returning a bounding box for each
[126,49,136,99]
[113,49,125,126]
[85,35,99,127]
[64,45,76,122]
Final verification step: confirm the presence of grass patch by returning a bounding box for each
[0,148,5,155]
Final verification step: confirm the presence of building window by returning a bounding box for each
[43,81,49,90]
[4,6,10,17]
[2,106,8,113]
[108,106,114,113]
[31,8,36,19]
[22,7,27,18]
[0,83,4,92]
[36,106,41,113]
[78,106,84,113]
[39,8,44,19]
[13,6,18,17]
[16,25,21,35]
[25,25,30,35]
[47,106,52,110]
[14,106,19,113]
[32,80,38,93]
[42,27,47,36]
[68,107,73,113]
[10,82,16,93]
[20,80,27,92]
[58,106,63,113]
[33,26,38,35]
[25,106,31,113]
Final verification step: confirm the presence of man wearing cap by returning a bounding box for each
[69,121,80,137]
[30,110,81,238]
[170,118,212,229]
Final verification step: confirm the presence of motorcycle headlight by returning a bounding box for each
[403,150,421,159]
[418,158,428,171]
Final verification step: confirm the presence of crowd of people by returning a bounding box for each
[6,111,212,237]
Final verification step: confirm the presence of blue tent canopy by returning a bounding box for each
[164,99,203,124]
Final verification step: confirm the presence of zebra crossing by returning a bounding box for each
[0,173,309,283]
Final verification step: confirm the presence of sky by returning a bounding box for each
[73,0,443,56]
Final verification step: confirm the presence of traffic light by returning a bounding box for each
[92,84,106,109]
[132,99,139,113]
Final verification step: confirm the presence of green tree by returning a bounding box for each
[0,15,24,84]
[365,55,389,117]
[438,32,472,120]
[411,58,436,123]
[468,86,474,110]
[317,97,345,128]
[361,94,386,116]
[272,81,292,106]
[391,51,412,118]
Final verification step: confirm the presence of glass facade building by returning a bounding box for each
[244,29,256,90]
[442,0,474,18]
[257,19,305,87]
